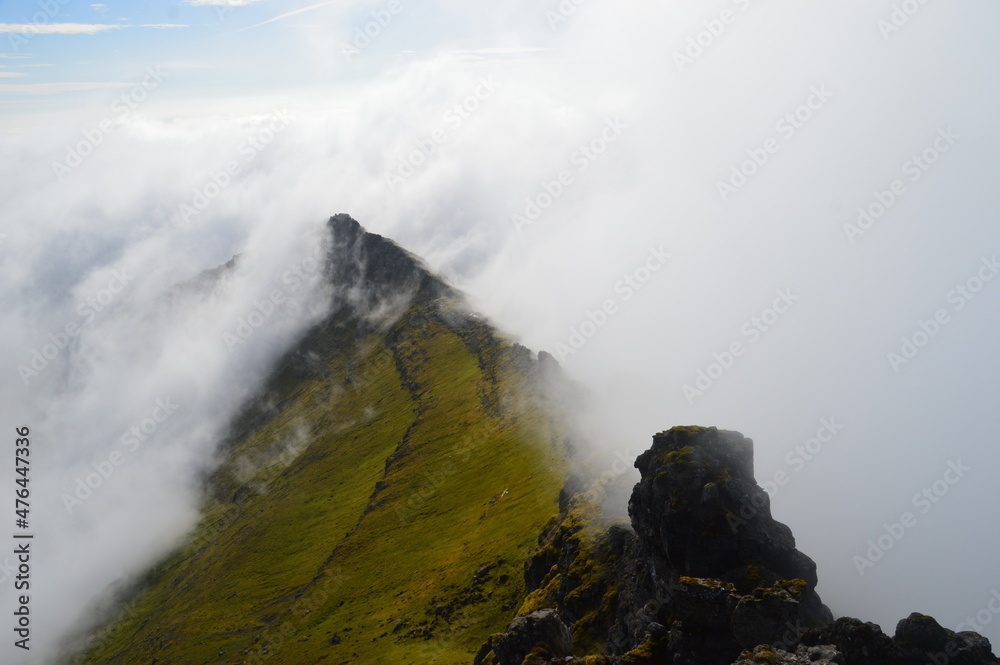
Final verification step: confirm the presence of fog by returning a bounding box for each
[1,0,999,662]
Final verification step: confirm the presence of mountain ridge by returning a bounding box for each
[72,216,998,665]
[74,215,573,664]
[473,426,999,665]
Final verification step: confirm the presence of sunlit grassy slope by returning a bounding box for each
[78,292,570,665]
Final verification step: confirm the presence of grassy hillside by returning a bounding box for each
[77,293,570,665]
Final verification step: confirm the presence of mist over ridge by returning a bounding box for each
[0,0,998,661]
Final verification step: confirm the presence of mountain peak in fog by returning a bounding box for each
[74,219,999,665]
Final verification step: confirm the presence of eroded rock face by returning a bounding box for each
[473,609,574,665]
[622,426,832,663]
[800,614,1000,665]
[325,213,453,317]
[799,617,895,665]
[732,643,845,664]
[629,427,825,610]
[471,426,999,665]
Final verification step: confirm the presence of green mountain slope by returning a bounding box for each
[76,216,571,665]
[71,216,1000,665]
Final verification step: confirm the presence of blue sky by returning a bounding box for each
[0,0,464,122]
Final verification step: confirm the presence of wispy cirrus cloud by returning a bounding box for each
[0,81,146,94]
[185,0,271,5]
[0,22,187,35]
[219,0,338,36]
[0,23,123,35]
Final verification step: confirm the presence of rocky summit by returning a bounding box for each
[77,216,574,665]
[474,426,999,665]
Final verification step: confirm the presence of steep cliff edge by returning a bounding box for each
[475,426,998,665]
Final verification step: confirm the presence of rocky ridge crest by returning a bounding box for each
[474,426,998,665]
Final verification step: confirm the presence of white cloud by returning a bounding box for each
[0,81,145,94]
[185,0,270,5]
[157,60,211,71]
[0,22,184,35]
[445,47,550,56]
[218,0,339,36]
[1,3,999,663]
[0,23,123,35]
[91,3,110,11]
[0,72,27,78]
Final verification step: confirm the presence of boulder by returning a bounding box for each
[489,609,574,665]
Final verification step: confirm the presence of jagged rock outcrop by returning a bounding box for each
[475,426,832,664]
[630,428,825,608]
[800,614,999,665]
[798,617,896,665]
[473,426,999,665]
[325,213,453,317]
[733,643,845,664]
[474,609,575,665]
[627,426,832,662]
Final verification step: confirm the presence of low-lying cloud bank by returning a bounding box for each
[0,1,999,661]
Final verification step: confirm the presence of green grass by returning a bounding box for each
[79,298,568,665]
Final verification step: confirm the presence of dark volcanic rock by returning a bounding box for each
[627,426,832,663]
[326,213,453,316]
[892,613,999,665]
[731,643,845,664]
[474,609,574,665]
[895,613,951,654]
[731,589,802,649]
[799,617,897,665]
[798,613,1000,665]
[629,427,823,600]
[471,426,999,665]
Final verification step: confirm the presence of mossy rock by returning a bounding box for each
[665,425,709,439]
[679,576,737,591]
[738,644,782,664]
